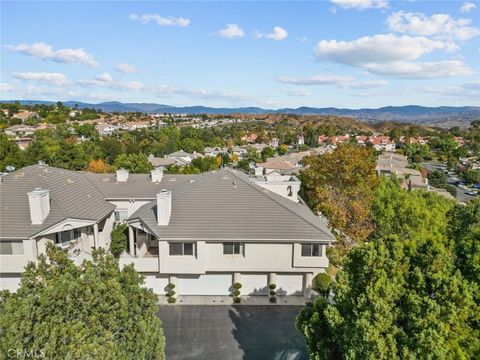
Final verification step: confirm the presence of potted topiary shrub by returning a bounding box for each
[166,283,177,304]
[313,273,332,297]
[233,282,242,290]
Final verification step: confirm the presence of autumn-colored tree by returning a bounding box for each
[300,143,378,261]
[87,159,110,173]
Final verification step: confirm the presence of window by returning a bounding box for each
[55,228,81,249]
[301,243,323,257]
[0,241,24,255]
[169,242,195,256]
[223,242,243,255]
[114,209,128,222]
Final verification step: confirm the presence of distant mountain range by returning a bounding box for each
[3,100,480,125]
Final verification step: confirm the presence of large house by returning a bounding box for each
[0,164,335,301]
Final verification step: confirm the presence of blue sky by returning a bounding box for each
[1,0,479,108]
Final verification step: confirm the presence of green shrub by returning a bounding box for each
[233,282,242,290]
[166,283,175,290]
[166,290,175,297]
[445,184,457,197]
[269,296,277,303]
[233,290,241,297]
[269,290,276,296]
[110,223,128,258]
[233,297,241,304]
[167,297,176,304]
[313,273,332,297]
[268,283,277,290]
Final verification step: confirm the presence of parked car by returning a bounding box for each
[465,190,479,196]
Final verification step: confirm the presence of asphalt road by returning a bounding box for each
[158,305,308,360]
[421,162,474,203]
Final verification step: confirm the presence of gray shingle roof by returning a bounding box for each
[128,169,335,242]
[0,165,115,239]
[83,173,199,199]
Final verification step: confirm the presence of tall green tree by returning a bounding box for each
[297,181,479,360]
[448,198,480,293]
[300,143,378,257]
[0,245,164,359]
[114,153,153,173]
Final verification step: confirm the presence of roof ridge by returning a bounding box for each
[226,169,333,238]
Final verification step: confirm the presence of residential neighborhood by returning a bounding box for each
[1,0,480,359]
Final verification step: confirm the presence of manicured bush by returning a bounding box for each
[269,296,277,303]
[167,297,176,304]
[166,290,175,297]
[233,290,241,297]
[313,273,332,297]
[233,297,241,304]
[268,283,277,290]
[269,290,276,296]
[233,282,242,290]
[166,283,175,290]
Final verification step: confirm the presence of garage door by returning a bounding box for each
[0,275,22,292]
[242,274,268,295]
[178,274,232,295]
[276,274,304,296]
[144,274,169,294]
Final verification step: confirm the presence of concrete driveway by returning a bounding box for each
[158,305,308,360]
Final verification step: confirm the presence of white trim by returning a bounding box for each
[33,218,96,237]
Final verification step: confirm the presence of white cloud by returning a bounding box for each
[78,75,145,91]
[129,13,190,27]
[7,42,98,67]
[152,84,277,107]
[387,11,480,41]
[314,34,452,66]
[365,60,475,78]
[0,83,13,92]
[115,63,142,74]
[217,24,245,38]
[256,26,288,41]
[330,0,388,9]
[460,2,476,13]
[313,33,473,79]
[12,72,69,85]
[283,88,312,97]
[278,74,388,89]
[96,73,113,82]
[419,81,480,98]
[347,80,389,89]
[278,74,354,86]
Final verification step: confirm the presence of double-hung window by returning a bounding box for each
[0,241,24,255]
[169,242,195,256]
[114,209,128,223]
[301,243,323,257]
[223,242,243,255]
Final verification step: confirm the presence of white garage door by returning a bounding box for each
[178,274,232,295]
[242,274,268,295]
[276,274,304,296]
[0,275,22,292]
[144,274,169,294]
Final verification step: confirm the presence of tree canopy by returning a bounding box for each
[300,143,379,259]
[297,179,479,360]
[0,245,164,359]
